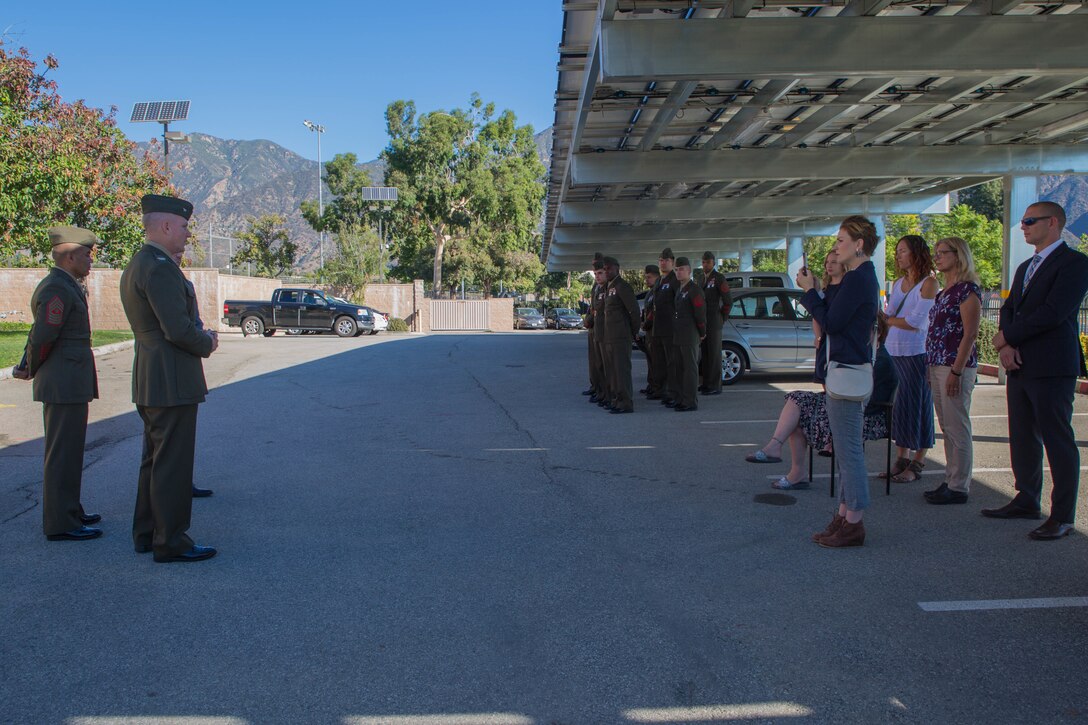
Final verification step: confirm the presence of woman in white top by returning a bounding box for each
[884,234,938,483]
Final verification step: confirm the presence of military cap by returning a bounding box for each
[141,193,193,220]
[592,259,605,270]
[675,256,692,268]
[602,256,619,267]
[644,264,660,274]
[659,247,675,260]
[702,251,716,261]
[47,226,98,248]
[593,251,603,261]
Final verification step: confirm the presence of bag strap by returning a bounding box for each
[825,325,878,367]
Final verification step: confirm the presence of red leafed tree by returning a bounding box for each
[0,41,171,266]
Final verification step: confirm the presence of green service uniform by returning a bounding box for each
[585,282,605,397]
[698,270,731,394]
[602,275,641,412]
[120,242,214,557]
[673,280,707,409]
[591,282,610,403]
[647,270,677,400]
[25,268,99,535]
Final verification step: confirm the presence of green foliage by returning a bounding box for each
[922,205,1003,289]
[0,325,131,366]
[803,236,836,275]
[230,214,297,277]
[0,42,171,266]
[300,153,375,234]
[381,94,546,296]
[0,321,31,332]
[316,222,384,301]
[976,318,999,366]
[956,179,1003,221]
[752,249,786,273]
[1080,234,1088,255]
[387,317,409,332]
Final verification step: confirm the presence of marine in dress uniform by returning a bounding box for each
[639,264,660,395]
[601,257,641,414]
[672,257,707,411]
[583,256,607,402]
[15,227,102,541]
[646,248,678,402]
[591,265,611,408]
[697,252,731,395]
[120,194,218,563]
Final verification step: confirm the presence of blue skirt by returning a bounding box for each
[890,353,935,450]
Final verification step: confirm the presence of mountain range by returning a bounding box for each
[144,128,1085,272]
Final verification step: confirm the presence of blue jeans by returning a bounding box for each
[826,395,870,511]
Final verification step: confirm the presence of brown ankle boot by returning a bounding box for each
[811,514,845,543]
[818,520,866,548]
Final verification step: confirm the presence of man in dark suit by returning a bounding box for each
[986,201,1088,540]
[601,257,641,414]
[15,227,102,541]
[120,194,219,562]
[697,252,731,396]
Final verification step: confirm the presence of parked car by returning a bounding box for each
[722,271,796,290]
[546,307,583,330]
[364,307,389,334]
[721,287,816,385]
[222,288,375,338]
[514,307,546,330]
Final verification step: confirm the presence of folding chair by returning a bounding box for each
[809,389,897,498]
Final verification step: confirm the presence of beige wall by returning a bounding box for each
[488,298,514,332]
[0,267,280,332]
[363,281,428,332]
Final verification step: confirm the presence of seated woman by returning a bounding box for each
[745,313,898,490]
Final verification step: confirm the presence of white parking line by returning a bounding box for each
[720,443,758,447]
[766,466,1088,480]
[484,448,548,451]
[918,597,1088,612]
[708,413,1088,425]
[588,445,656,450]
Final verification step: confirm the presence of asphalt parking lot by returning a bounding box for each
[2,330,1087,724]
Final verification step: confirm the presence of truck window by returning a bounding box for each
[750,276,785,288]
[279,290,300,303]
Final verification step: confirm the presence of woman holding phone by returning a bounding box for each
[795,216,880,548]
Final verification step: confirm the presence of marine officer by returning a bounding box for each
[601,257,641,413]
[583,254,606,402]
[15,227,102,541]
[591,263,611,408]
[120,194,218,563]
[638,264,660,395]
[698,252,731,396]
[646,248,678,403]
[672,257,707,411]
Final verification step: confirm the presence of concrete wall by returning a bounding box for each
[488,297,514,331]
[0,268,280,332]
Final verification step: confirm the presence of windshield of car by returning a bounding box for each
[516,308,539,315]
[554,308,574,315]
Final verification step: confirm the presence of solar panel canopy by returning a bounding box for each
[130,100,191,123]
[543,1,1088,273]
[360,187,400,202]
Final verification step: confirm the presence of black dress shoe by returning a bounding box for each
[664,400,677,408]
[703,390,721,396]
[698,386,708,393]
[597,399,608,407]
[80,513,102,525]
[674,404,698,412]
[981,501,1042,519]
[589,394,599,403]
[153,544,217,563]
[1028,519,1075,541]
[610,407,633,414]
[134,543,152,554]
[639,387,649,394]
[646,393,662,400]
[582,388,594,396]
[46,526,102,542]
[924,482,948,499]
[192,485,214,498]
[926,487,968,505]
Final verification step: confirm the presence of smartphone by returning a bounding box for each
[800,252,808,275]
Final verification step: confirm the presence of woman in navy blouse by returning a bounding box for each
[796,216,880,548]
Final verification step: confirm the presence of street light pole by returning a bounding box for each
[303,119,326,268]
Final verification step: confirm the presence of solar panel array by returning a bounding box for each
[360,187,399,202]
[130,100,191,123]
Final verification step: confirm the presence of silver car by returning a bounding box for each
[721,288,816,384]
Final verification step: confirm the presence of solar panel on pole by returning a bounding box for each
[131,100,192,183]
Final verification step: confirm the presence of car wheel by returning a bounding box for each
[722,343,746,385]
[242,316,264,337]
[369,329,379,335]
[286,329,302,336]
[263,328,276,337]
[334,316,358,338]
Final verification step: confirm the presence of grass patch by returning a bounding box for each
[0,325,133,368]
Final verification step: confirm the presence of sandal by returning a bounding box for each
[879,456,911,480]
[745,438,784,464]
[891,460,925,483]
[772,476,810,490]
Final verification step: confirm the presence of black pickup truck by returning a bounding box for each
[222,288,375,337]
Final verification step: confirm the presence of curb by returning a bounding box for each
[0,339,134,382]
[976,362,1088,395]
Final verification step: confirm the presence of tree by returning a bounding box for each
[0,41,170,266]
[317,222,384,302]
[923,204,1003,288]
[956,179,1003,221]
[382,95,546,297]
[300,153,375,235]
[230,214,297,277]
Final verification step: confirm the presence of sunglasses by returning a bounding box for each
[1020,215,1053,226]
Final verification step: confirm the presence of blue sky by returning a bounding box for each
[3,1,562,162]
